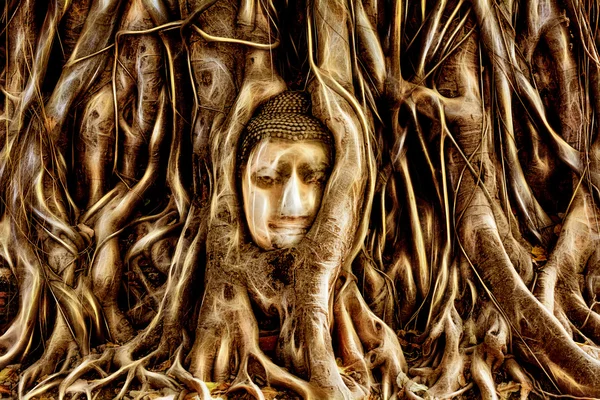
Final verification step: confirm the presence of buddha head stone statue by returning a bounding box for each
[239,91,333,250]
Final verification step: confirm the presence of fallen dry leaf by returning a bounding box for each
[261,386,279,400]
[0,367,17,384]
[497,381,520,400]
[531,245,547,262]
[554,223,562,235]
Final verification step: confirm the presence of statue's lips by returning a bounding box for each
[268,223,309,235]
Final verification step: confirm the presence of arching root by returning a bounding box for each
[532,191,600,345]
[20,201,209,399]
[0,226,43,371]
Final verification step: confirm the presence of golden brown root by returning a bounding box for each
[468,305,509,400]
[470,348,497,400]
[402,262,468,398]
[53,346,178,400]
[167,347,212,399]
[534,195,595,310]
[79,84,116,207]
[33,200,208,400]
[86,85,168,343]
[530,191,600,347]
[422,307,466,397]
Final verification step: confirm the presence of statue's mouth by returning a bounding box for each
[268,223,309,235]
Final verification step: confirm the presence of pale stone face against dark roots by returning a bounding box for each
[242,138,331,250]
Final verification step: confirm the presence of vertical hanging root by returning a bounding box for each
[420,305,466,397]
[13,0,600,399]
[0,227,44,371]
[470,348,496,400]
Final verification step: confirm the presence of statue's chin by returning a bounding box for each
[268,229,307,250]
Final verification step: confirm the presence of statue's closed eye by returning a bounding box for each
[253,170,327,187]
[253,173,281,188]
[298,163,330,185]
[303,171,327,184]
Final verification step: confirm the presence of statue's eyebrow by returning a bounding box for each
[313,161,331,171]
[253,166,278,176]
[297,162,330,175]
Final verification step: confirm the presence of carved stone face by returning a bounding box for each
[242,138,332,250]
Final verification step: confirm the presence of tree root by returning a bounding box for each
[466,304,509,400]
[402,262,469,399]
[334,272,407,399]
[504,358,533,400]
[424,307,466,397]
[0,239,42,370]
[187,274,408,399]
[18,201,209,400]
[50,347,178,400]
[18,314,79,393]
[531,191,600,347]
[189,281,330,399]
[470,348,496,400]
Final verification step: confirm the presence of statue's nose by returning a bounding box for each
[280,171,305,217]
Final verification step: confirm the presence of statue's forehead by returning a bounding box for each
[247,139,331,169]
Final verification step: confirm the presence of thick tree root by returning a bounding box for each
[504,358,533,400]
[418,306,466,397]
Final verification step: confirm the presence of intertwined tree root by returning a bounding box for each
[4,0,600,399]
